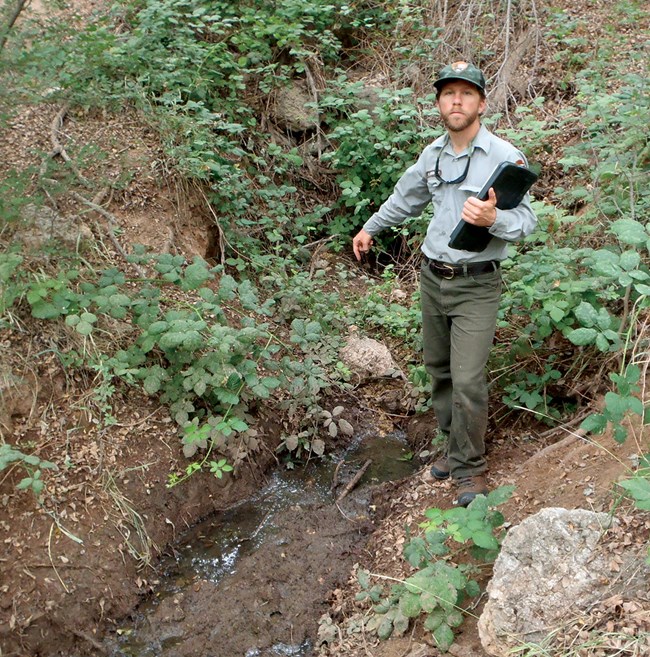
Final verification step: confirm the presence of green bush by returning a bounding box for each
[356,487,513,650]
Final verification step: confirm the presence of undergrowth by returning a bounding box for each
[0,2,648,647]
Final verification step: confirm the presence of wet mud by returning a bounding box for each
[108,433,416,657]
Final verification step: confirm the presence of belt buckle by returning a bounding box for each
[440,263,455,279]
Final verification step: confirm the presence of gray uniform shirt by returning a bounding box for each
[362,124,537,264]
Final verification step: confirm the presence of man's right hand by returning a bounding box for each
[352,229,373,261]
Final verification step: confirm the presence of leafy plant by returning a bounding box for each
[580,363,645,444]
[0,443,58,497]
[320,405,354,439]
[322,85,440,240]
[617,454,650,564]
[356,486,513,650]
[2,251,360,482]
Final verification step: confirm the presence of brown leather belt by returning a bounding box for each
[424,257,500,280]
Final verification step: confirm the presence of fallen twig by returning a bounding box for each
[48,523,70,594]
[70,627,107,654]
[336,459,372,503]
[330,458,344,492]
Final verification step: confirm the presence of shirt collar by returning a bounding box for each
[432,123,491,155]
[472,124,490,154]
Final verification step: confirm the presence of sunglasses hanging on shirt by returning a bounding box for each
[433,138,474,184]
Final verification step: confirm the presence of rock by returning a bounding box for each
[15,204,92,251]
[272,83,318,132]
[339,331,402,381]
[0,369,37,437]
[478,507,615,656]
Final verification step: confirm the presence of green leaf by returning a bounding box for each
[595,333,610,352]
[357,569,370,590]
[377,615,393,640]
[604,391,629,417]
[182,259,212,290]
[580,413,608,434]
[618,477,650,503]
[403,537,428,568]
[465,579,481,597]
[218,275,238,301]
[399,592,422,618]
[628,396,644,416]
[419,591,439,613]
[392,610,409,636]
[549,305,566,322]
[471,530,499,550]
[424,610,446,632]
[30,301,62,319]
[75,321,94,336]
[613,424,628,444]
[446,610,464,628]
[485,485,514,507]
[432,622,455,652]
[147,321,169,335]
[567,327,597,346]
[261,376,281,389]
[573,301,599,328]
[619,250,641,271]
[158,331,186,349]
[228,417,248,432]
[610,219,648,246]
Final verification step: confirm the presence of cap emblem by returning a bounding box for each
[451,61,469,72]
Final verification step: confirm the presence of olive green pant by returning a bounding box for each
[420,262,502,479]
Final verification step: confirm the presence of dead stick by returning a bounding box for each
[336,459,372,503]
[330,458,344,492]
[48,105,93,188]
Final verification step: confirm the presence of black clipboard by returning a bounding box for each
[448,162,538,252]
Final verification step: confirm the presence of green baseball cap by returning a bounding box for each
[434,61,486,93]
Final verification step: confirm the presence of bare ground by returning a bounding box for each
[1,2,650,656]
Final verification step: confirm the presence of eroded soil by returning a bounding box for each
[1,2,649,657]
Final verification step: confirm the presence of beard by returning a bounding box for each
[441,110,479,132]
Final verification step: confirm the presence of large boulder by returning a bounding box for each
[478,507,615,656]
[15,204,92,250]
[339,330,402,381]
[272,82,318,132]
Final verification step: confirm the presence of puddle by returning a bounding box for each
[109,431,416,657]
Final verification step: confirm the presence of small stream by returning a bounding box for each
[109,431,417,657]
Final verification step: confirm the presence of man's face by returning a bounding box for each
[436,80,486,133]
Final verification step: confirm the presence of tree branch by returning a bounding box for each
[0,0,29,52]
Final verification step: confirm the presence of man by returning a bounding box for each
[352,62,537,506]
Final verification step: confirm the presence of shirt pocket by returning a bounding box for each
[458,183,483,199]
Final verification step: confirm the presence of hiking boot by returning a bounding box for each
[455,475,488,507]
[430,456,450,480]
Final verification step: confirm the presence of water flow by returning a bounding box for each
[111,431,416,656]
